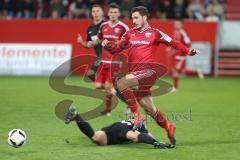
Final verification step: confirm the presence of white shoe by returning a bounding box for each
[171,87,177,93]
[197,69,205,80]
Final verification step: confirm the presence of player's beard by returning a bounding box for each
[136,18,146,31]
[136,23,145,31]
[136,24,141,30]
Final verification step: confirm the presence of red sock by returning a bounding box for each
[152,109,168,130]
[173,76,179,89]
[105,93,113,112]
[120,89,139,114]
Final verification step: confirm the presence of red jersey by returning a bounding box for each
[173,29,191,47]
[98,21,129,61]
[121,27,189,71]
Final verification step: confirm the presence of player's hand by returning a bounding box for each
[77,33,83,44]
[188,48,200,56]
[87,41,94,48]
[119,39,131,50]
[102,39,110,47]
[104,41,117,53]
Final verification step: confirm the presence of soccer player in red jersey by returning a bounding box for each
[102,6,199,145]
[166,20,191,89]
[84,3,129,116]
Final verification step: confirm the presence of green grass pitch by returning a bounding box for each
[0,76,239,160]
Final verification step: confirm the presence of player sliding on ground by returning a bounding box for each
[65,107,174,149]
[102,6,200,146]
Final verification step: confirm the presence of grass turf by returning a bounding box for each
[0,76,239,160]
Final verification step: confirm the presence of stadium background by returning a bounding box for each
[0,0,240,160]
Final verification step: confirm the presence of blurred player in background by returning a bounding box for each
[166,20,191,90]
[77,4,105,81]
[80,3,129,116]
[102,6,199,145]
[65,107,174,149]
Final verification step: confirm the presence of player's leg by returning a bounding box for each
[172,68,179,89]
[126,130,174,148]
[102,67,115,115]
[138,96,176,145]
[115,74,144,125]
[94,63,112,115]
[172,56,180,89]
[76,118,107,145]
[172,56,186,89]
[138,96,168,129]
[115,69,161,125]
[94,62,106,89]
[91,131,108,145]
[94,78,105,89]
[64,108,107,145]
[117,69,158,125]
[126,130,155,143]
[84,60,101,82]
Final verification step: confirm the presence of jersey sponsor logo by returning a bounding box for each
[103,34,119,39]
[114,28,120,33]
[130,40,150,45]
[145,32,152,38]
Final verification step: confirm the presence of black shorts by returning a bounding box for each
[101,122,132,145]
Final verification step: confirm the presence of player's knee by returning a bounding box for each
[95,82,104,89]
[117,76,137,91]
[86,69,95,77]
[126,131,140,142]
[91,131,106,145]
[104,82,113,92]
[139,98,155,114]
[172,69,179,76]
[116,78,128,91]
[92,131,108,145]
[92,133,99,142]
[143,108,152,115]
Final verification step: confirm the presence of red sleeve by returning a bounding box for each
[180,30,191,46]
[169,40,190,55]
[156,29,189,55]
[121,23,129,36]
[121,30,130,41]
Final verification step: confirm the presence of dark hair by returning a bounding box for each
[91,4,103,10]
[131,6,149,17]
[109,3,120,10]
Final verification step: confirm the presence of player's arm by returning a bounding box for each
[102,31,131,53]
[169,39,199,56]
[180,30,191,46]
[77,33,89,48]
[77,33,101,48]
[156,30,199,56]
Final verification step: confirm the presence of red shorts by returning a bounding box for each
[95,62,112,84]
[129,69,157,101]
[173,55,186,72]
